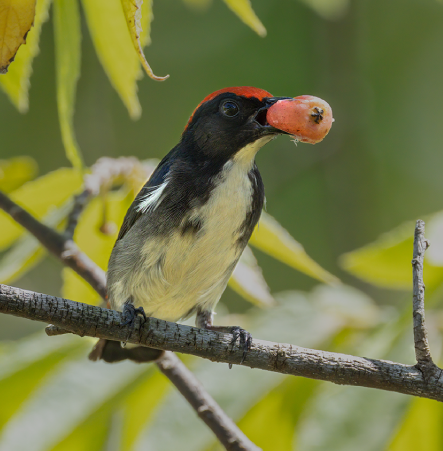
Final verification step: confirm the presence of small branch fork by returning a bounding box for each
[412,220,442,382]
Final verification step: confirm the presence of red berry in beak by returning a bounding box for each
[266,95,333,144]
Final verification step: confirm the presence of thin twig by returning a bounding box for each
[412,220,441,382]
[156,352,261,451]
[45,324,70,336]
[0,182,257,451]
[2,283,443,403]
[64,190,91,240]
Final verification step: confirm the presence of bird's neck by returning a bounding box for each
[231,136,274,171]
[180,134,273,175]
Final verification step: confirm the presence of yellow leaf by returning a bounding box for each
[48,408,110,451]
[249,211,339,284]
[120,0,168,81]
[0,0,50,112]
[388,398,443,451]
[0,335,81,431]
[0,156,37,192]
[121,370,170,451]
[25,357,150,451]
[235,378,316,451]
[0,0,36,73]
[82,0,142,118]
[139,0,151,46]
[62,188,133,304]
[0,200,72,284]
[340,221,443,290]
[53,0,84,171]
[0,168,82,251]
[0,234,46,284]
[222,0,266,37]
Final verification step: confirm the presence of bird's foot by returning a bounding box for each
[195,310,252,367]
[229,326,252,366]
[121,299,146,345]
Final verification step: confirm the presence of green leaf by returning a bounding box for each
[228,245,274,307]
[0,199,73,283]
[81,0,143,119]
[340,221,443,290]
[0,0,51,112]
[221,0,266,37]
[120,0,168,81]
[0,167,82,251]
[0,333,82,431]
[62,188,133,305]
[53,0,84,171]
[249,211,339,285]
[0,156,37,192]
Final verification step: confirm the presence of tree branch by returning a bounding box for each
[412,220,441,382]
[2,283,443,403]
[156,352,260,451]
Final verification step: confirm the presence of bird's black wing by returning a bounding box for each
[116,156,172,241]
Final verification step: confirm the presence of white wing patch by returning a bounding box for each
[136,180,168,213]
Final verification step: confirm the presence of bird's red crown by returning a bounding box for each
[185,86,273,131]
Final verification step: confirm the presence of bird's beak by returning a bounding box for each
[253,97,293,135]
[253,95,333,144]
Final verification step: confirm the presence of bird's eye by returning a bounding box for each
[220,101,239,117]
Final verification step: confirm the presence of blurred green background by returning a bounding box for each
[2,0,443,450]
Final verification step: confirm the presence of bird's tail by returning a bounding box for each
[89,338,164,363]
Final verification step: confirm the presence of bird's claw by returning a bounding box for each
[230,326,252,366]
[121,301,146,345]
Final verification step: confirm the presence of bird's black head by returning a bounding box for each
[182,87,289,163]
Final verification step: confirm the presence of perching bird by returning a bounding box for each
[89,86,328,364]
